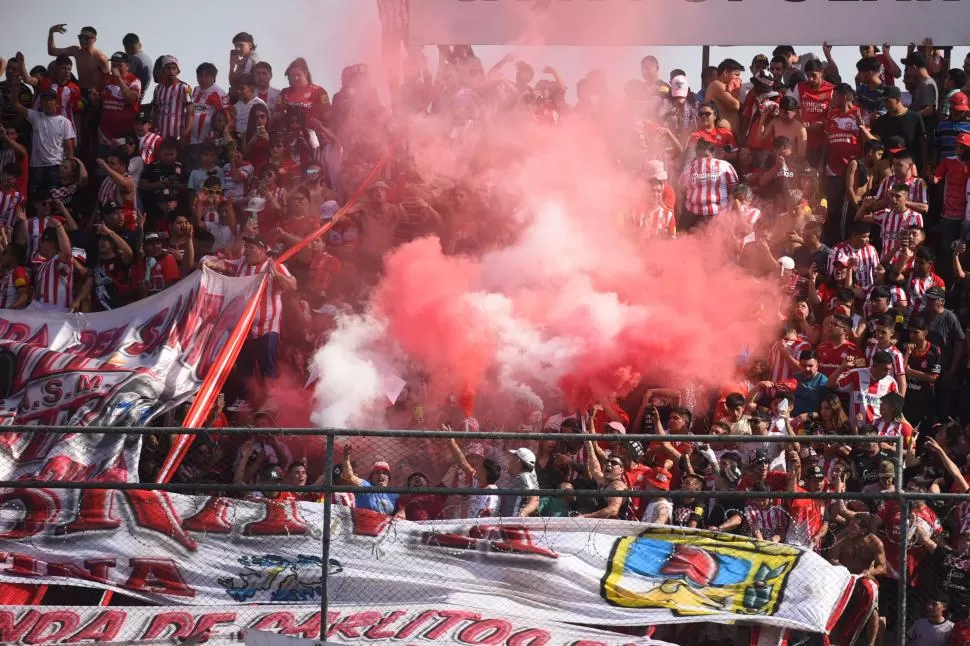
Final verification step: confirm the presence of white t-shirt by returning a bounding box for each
[906,618,953,646]
[642,499,673,524]
[26,110,76,166]
[204,221,235,252]
[234,96,266,136]
[467,484,500,518]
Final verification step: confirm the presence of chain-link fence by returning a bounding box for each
[0,427,964,646]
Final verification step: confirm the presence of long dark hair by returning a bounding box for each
[245,103,271,147]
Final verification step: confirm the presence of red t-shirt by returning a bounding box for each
[823,107,864,177]
[737,470,790,493]
[98,72,142,144]
[934,157,970,220]
[278,83,329,122]
[131,253,180,295]
[816,340,863,377]
[795,80,835,150]
[689,127,737,151]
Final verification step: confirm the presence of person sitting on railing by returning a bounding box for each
[339,444,399,516]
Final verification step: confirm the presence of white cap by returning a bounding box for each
[670,75,689,98]
[244,196,266,212]
[779,256,795,271]
[320,200,340,221]
[606,421,627,434]
[644,160,668,182]
[509,447,536,466]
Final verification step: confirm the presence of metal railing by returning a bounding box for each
[0,426,949,645]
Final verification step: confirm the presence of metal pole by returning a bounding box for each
[321,431,335,641]
[896,436,908,646]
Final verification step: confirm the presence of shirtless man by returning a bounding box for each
[47,24,109,90]
[706,59,744,139]
[830,479,886,646]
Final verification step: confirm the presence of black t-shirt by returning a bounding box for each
[141,161,186,205]
[760,154,796,202]
[849,449,895,492]
[672,501,708,528]
[92,256,132,311]
[707,493,745,529]
[870,110,927,170]
[935,546,970,614]
[906,343,943,395]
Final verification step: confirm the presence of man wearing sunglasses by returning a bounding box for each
[46,24,109,91]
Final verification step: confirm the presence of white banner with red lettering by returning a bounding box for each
[0,268,265,482]
[408,0,970,46]
[0,494,866,634]
[0,604,679,645]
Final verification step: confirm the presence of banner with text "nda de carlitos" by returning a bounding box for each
[0,268,265,482]
[0,493,869,636]
[0,604,680,646]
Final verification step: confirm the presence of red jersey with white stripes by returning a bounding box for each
[874,175,928,205]
[907,273,946,313]
[768,336,812,383]
[152,81,193,139]
[635,206,676,238]
[872,208,923,251]
[864,341,906,377]
[33,254,73,311]
[0,267,29,308]
[98,72,142,145]
[189,84,230,145]
[874,418,914,446]
[793,80,834,150]
[863,284,908,318]
[679,157,738,217]
[745,504,788,539]
[834,367,898,424]
[829,241,880,288]
[34,79,82,133]
[227,258,293,337]
[886,247,916,274]
[0,189,24,228]
[823,107,864,177]
[933,157,970,220]
[139,132,162,165]
[277,84,329,123]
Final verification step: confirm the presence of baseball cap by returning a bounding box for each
[884,136,906,154]
[806,464,825,480]
[748,449,769,466]
[670,75,689,98]
[319,200,340,221]
[950,92,970,112]
[102,201,123,212]
[605,420,626,435]
[901,52,927,68]
[371,460,391,474]
[466,443,486,458]
[135,108,151,123]
[643,160,668,182]
[144,232,162,243]
[956,132,970,148]
[160,55,180,71]
[244,196,266,213]
[878,460,896,477]
[110,52,129,64]
[883,86,902,102]
[643,466,672,491]
[242,235,268,249]
[509,447,536,467]
[925,286,946,300]
[751,70,775,91]
[37,88,57,100]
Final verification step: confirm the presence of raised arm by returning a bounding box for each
[47,24,76,57]
[340,444,364,486]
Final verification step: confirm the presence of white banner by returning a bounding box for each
[0,268,265,481]
[0,493,865,634]
[408,0,970,46]
[0,604,677,645]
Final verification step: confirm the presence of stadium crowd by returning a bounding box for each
[5,23,970,646]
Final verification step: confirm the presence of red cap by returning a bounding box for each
[956,132,970,148]
[371,460,391,474]
[643,467,672,492]
[950,91,969,112]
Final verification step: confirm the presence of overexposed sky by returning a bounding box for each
[6,1,969,102]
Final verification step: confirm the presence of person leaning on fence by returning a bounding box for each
[500,447,539,518]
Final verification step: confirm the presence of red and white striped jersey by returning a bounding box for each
[874,418,914,441]
[835,367,898,424]
[886,247,916,274]
[227,258,293,337]
[256,87,281,114]
[768,336,812,383]
[189,84,230,145]
[0,266,29,308]
[34,79,82,132]
[25,216,56,259]
[874,175,928,205]
[33,254,73,311]
[152,81,193,139]
[864,341,906,377]
[97,176,120,207]
[745,504,787,538]
[635,206,676,238]
[0,189,24,228]
[829,241,881,288]
[139,132,162,165]
[679,157,738,217]
[908,273,946,313]
[872,208,923,251]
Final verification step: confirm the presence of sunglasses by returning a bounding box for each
[607,460,624,468]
